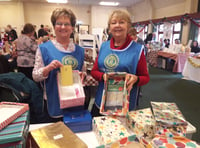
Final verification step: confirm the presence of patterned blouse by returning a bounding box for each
[16,34,38,67]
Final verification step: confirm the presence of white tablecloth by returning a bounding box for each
[182,57,200,83]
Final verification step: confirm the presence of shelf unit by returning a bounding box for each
[79,34,97,61]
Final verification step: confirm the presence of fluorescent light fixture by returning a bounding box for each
[0,0,11,1]
[99,1,119,6]
[47,0,68,3]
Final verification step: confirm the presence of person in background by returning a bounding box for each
[33,25,38,40]
[6,25,18,43]
[38,24,48,38]
[128,27,147,55]
[164,39,170,48]
[144,33,153,45]
[90,9,150,117]
[32,8,85,122]
[169,38,182,53]
[190,40,200,53]
[15,23,39,80]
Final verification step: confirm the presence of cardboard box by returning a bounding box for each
[63,109,92,133]
[93,116,131,145]
[0,111,29,148]
[29,121,87,148]
[126,108,156,139]
[100,72,129,116]
[57,70,85,109]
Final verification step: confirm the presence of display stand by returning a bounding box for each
[79,34,97,62]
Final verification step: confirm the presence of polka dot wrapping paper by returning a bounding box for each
[146,135,200,148]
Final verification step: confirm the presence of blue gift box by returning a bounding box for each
[63,110,92,133]
[0,111,29,148]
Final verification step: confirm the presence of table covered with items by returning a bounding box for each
[147,50,191,73]
[26,102,198,148]
[0,72,199,148]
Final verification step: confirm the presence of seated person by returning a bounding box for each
[168,39,182,53]
[191,40,200,54]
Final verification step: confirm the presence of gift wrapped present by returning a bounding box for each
[126,108,156,140]
[0,102,29,130]
[0,111,29,148]
[57,70,85,109]
[146,135,200,148]
[29,121,87,148]
[96,135,144,148]
[100,72,129,116]
[93,116,131,145]
[151,102,188,137]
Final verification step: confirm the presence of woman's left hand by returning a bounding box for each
[125,73,138,92]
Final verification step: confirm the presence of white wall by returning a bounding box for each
[91,6,127,29]
[24,2,91,35]
[0,2,25,35]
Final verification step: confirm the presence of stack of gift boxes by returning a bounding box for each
[0,102,29,148]
[93,101,200,147]
[92,73,199,147]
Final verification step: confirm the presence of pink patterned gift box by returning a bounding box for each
[126,108,156,140]
[93,116,131,145]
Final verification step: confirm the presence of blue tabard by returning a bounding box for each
[95,40,142,111]
[40,40,84,117]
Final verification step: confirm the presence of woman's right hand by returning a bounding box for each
[43,60,63,77]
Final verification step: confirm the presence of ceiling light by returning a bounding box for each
[0,0,11,1]
[99,1,119,6]
[47,0,68,3]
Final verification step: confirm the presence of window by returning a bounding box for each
[172,22,181,44]
[136,25,148,40]
[154,22,181,44]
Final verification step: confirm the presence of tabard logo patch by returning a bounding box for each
[104,54,119,69]
[62,55,78,69]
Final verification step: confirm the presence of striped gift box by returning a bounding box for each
[0,102,29,130]
[0,111,29,148]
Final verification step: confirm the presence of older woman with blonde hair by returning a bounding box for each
[91,9,150,117]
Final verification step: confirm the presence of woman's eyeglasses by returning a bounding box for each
[55,22,71,27]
